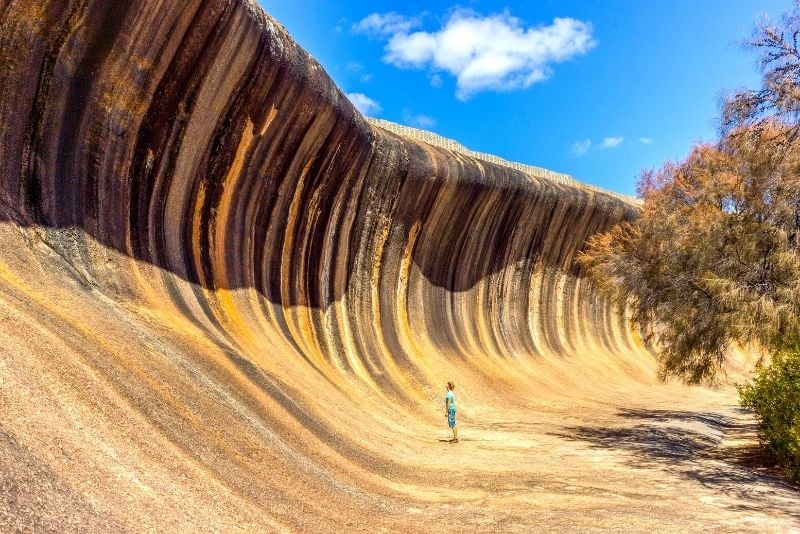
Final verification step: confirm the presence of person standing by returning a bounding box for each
[445,382,458,442]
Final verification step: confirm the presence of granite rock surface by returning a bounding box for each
[0,1,797,531]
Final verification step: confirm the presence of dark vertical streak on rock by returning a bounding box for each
[128,0,232,271]
[14,1,85,225]
[55,0,135,226]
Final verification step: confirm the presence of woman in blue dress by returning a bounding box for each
[445,381,458,442]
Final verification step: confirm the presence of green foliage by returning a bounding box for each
[739,348,800,483]
[579,127,800,383]
[577,0,800,479]
[578,4,800,383]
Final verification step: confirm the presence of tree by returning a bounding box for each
[580,2,800,483]
[722,6,800,137]
[578,5,800,383]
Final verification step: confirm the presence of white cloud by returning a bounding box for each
[362,9,595,100]
[402,111,436,129]
[346,62,374,82]
[639,137,653,145]
[347,93,381,115]
[571,139,591,155]
[601,136,624,148]
[353,12,420,37]
[346,61,364,73]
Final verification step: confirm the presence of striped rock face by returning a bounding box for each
[0,1,795,532]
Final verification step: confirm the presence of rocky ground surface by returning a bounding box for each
[0,223,797,532]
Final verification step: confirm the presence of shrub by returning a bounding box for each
[739,348,800,483]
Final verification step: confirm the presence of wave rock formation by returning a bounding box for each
[1,0,796,531]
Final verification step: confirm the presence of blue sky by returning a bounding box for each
[260,1,793,196]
